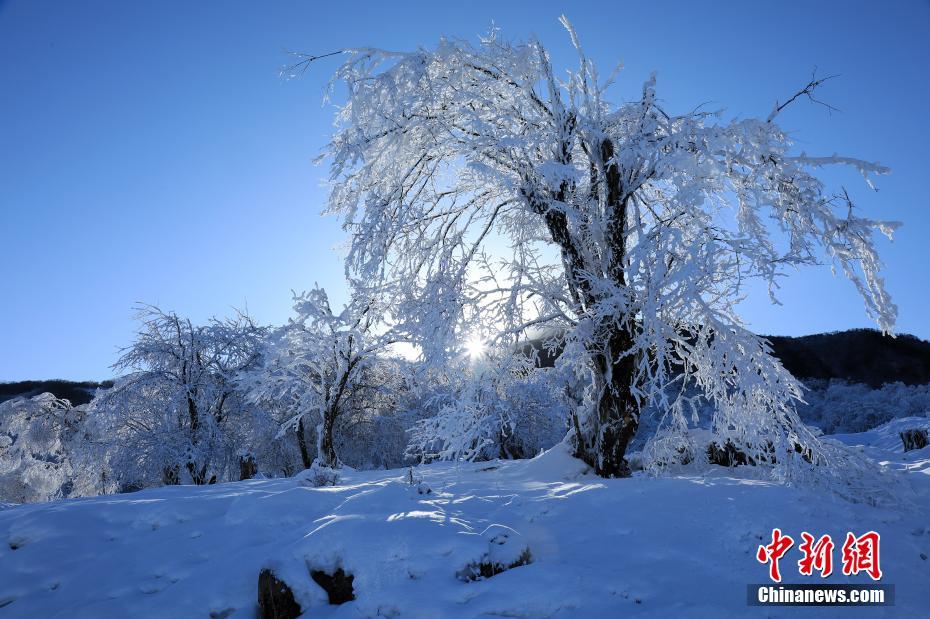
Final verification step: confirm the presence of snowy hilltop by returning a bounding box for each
[1,420,929,618]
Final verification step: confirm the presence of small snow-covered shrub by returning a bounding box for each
[299,461,340,487]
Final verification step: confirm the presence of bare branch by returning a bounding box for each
[767,69,840,122]
[280,49,344,79]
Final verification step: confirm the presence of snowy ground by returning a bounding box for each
[1,421,929,618]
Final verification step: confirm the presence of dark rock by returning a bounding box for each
[310,568,355,605]
[901,429,929,452]
[457,528,533,582]
[257,569,302,619]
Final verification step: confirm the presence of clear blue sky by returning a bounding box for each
[2,0,928,381]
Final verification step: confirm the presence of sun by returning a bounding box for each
[464,335,486,360]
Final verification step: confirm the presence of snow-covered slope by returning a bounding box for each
[1,430,929,618]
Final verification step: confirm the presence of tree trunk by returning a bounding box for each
[187,394,199,437]
[239,452,258,480]
[318,409,338,468]
[578,321,640,477]
[296,418,312,469]
[571,139,641,477]
[163,464,180,486]
[528,132,642,477]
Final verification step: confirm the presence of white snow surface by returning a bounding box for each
[2,424,930,618]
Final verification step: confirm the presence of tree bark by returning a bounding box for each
[187,394,199,437]
[583,139,642,477]
[583,321,640,477]
[318,409,338,468]
[524,131,643,477]
[564,138,642,477]
[296,417,312,469]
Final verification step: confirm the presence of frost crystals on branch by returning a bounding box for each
[317,17,898,478]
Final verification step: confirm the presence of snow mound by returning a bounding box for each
[831,416,930,453]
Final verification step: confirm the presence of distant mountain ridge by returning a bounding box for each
[0,380,113,406]
[765,329,930,387]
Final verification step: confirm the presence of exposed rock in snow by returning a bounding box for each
[456,525,532,582]
[257,569,301,619]
[309,568,354,605]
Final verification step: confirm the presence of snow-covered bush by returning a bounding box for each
[297,460,340,487]
[0,394,105,503]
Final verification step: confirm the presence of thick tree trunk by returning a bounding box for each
[571,138,642,477]
[296,418,312,469]
[318,410,338,468]
[579,321,640,477]
[528,131,642,477]
[187,394,199,436]
[239,452,258,481]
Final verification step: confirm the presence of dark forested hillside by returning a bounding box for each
[0,380,113,406]
[765,329,930,387]
[524,329,930,387]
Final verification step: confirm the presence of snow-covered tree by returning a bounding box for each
[316,18,898,476]
[407,350,567,463]
[240,287,394,469]
[91,306,266,488]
